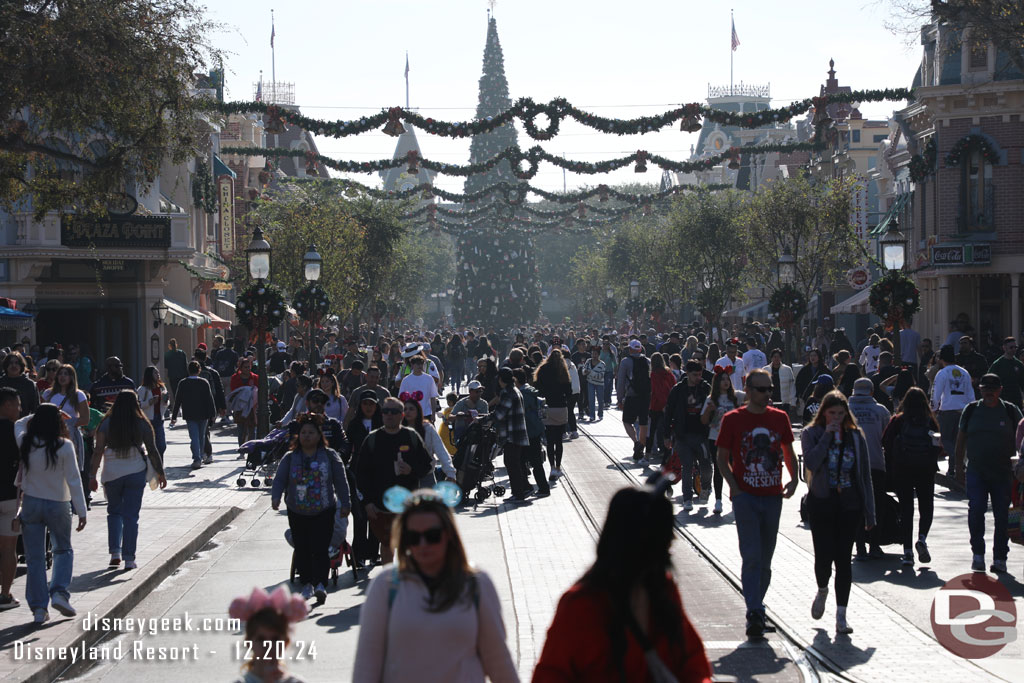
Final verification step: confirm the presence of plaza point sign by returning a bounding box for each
[61,215,171,249]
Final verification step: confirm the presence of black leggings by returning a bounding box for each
[288,507,335,587]
[808,492,861,606]
[545,425,564,469]
[708,439,724,500]
[894,465,935,550]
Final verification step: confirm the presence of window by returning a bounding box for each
[960,147,993,231]
[873,134,888,143]
[852,130,861,143]
[969,41,988,70]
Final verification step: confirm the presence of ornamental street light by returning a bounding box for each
[302,243,323,363]
[150,300,168,329]
[629,280,640,300]
[777,251,796,285]
[245,226,273,437]
[880,217,907,271]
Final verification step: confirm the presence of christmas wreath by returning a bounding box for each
[644,297,666,316]
[868,270,920,327]
[625,298,645,318]
[372,300,389,321]
[237,283,287,331]
[292,283,330,321]
[945,134,999,167]
[908,138,936,183]
[601,298,618,317]
[768,284,807,329]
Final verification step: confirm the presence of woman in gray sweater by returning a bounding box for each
[800,390,876,635]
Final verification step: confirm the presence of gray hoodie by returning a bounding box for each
[801,425,876,527]
[847,394,890,471]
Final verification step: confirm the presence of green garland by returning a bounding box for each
[237,282,287,331]
[908,137,936,183]
[206,89,913,141]
[768,285,807,329]
[191,160,217,213]
[868,270,921,326]
[226,140,823,180]
[292,282,330,321]
[945,134,1000,167]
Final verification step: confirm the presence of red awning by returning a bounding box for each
[200,309,231,329]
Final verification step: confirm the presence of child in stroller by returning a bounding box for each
[452,414,504,503]
[237,426,290,488]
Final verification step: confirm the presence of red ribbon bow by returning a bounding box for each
[399,391,424,403]
[713,365,734,376]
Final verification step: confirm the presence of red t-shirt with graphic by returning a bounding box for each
[715,406,793,496]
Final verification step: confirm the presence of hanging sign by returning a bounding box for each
[218,175,235,257]
[847,267,871,290]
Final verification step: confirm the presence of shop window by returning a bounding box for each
[960,147,994,232]
[852,130,861,143]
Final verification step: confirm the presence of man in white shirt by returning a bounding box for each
[859,334,881,375]
[741,337,767,381]
[399,355,440,420]
[931,344,975,475]
[714,338,746,388]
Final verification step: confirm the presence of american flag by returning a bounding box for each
[255,79,262,102]
[731,18,740,51]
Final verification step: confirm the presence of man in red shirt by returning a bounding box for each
[716,368,798,638]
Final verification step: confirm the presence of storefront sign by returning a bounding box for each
[218,176,234,257]
[99,259,125,271]
[61,215,171,248]
[847,267,871,290]
[931,243,992,267]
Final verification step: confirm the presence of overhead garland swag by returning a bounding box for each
[207,88,914,141]
[237,283,288,331]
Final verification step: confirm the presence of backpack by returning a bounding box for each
[519,386,544,440]
[894,417,938,468]
[628,355,651,396]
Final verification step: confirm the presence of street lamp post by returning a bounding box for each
[302,243,322,364]
[777,251,796,363]
[879,217,908,363]
[246,226,272,438]
[629,280,640,330]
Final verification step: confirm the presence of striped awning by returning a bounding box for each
[160,299,206,328]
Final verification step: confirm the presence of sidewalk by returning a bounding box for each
[0,419,263,682]
[580,409,1023,682]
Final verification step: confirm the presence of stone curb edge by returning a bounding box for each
[21,505,243,683]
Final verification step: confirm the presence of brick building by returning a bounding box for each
[892,18,1024,351]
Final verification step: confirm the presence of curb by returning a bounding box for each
[21,505,243,683]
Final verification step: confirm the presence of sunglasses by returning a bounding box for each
[403,527,444,546]
[381,407,403,415]
[748,384,772,393]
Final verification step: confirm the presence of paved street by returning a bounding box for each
[1,408,1021,681]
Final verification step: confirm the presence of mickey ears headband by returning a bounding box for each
[228,585,308,624]
[713,365,734,376]
[383,481,463,514]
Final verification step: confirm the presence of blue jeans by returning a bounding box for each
[104,469,147,561]
[586,382,604,420]
[675,433,710,500]
[603,373,614,404]
[966,471,1011,561]
[186,419,208,463]
[20,494,74,611]
[152,420,166,457]
[732,492,783,615]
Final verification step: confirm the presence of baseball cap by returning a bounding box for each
[853,377,874,396]
[358,389,379,404]
[628,339,643,351]
[814,374,835,387]
[467,380,483,391]
[979,373,1002,389]
[276,341,287,350]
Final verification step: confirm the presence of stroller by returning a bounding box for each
[452,416,504,504]
[236,426,290,488]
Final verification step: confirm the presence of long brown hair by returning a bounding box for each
[535,348,570,386]
[392,493,473,613]
[102,390,152,456]
[810,390,861,433]
[51,364,82,409]
[710,370,739,405]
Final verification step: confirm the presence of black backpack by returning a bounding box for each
[894,416,938,468]
[629,355,651,396]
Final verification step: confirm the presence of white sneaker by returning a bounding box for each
[713,500,723,514]
[301,584,314,600]
[682,500,693,511]
[124,560,137,570]
[33,609,49,625]
[811,588,828,620]
[51,593,76,617]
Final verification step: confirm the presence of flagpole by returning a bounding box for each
[271,9,276,103]
[405,51,410,109]
[730,9,733,96]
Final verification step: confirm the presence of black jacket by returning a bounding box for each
[171,375,216,422]
[198,363,226,411]
[664,379,711,440]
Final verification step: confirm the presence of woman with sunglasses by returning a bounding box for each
[271,413,350,605]
[36,359,61,393]
[534,485,711,682]
[0,352,39,416]
[353,488,517,683]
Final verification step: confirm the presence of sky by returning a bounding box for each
[205,0,926,195]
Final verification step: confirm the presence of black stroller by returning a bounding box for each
[452,417,504,504]
[236,426,290,487]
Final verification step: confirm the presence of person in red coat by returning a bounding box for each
[533,483,712,683]
[645,353,677,465]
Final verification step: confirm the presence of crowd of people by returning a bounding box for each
[2,312,1023,681]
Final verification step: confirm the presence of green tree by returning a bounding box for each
[0,0,220,215]
[739,175,863,346]
[667,190,751,332]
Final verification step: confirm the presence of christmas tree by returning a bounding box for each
[453,16,540,327]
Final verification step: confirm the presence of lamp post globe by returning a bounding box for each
[880,217,907,271]
[246,226,272,281]
[244,226,273,437]
[302,243,322,282]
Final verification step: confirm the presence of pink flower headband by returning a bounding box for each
[229,586,308,624]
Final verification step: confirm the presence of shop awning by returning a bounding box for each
[830,288,871,315]
[200,309,231,329]
[0,306,32,331]
[870,194,909,236]
[160,298,206,328]
[213,155,236,179]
